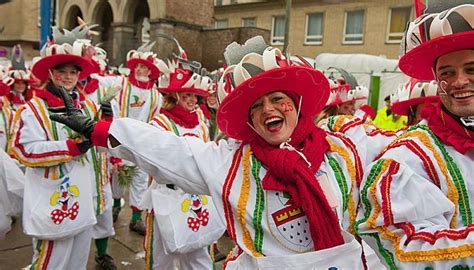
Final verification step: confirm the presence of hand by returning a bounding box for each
[49,87,97,139]
[76,139,93,154]
[100,101,113,116]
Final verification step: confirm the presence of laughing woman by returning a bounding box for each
[51,37,385,269]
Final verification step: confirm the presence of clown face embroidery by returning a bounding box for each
[266,190,313,253]
[181,194,210,232]
[49,177,80,225]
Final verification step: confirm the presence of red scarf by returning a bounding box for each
[249,116,344,251]
[421,101,474,154]
[129,74,155,90]
[8,92,26,105]
[199,103,211,120]
[79,78,99,95]
[35,88,84,109]
[160,104,199,128]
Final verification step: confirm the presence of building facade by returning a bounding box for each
[57,0,217,66]
[0,0,41,62]
[0,0,268,70]
[0,0,413,70]
[214,0,414,59]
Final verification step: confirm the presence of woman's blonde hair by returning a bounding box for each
[162,92,179,110]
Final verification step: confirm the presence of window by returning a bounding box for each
[343,10,365,44]
[215,19,228,29]
[242,17,257,27]
[214,0,223,6]
[305,13,323,45]
[271,16,285,45]
[387,7,412,43]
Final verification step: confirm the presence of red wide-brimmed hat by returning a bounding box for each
[91,46,108,74]
[216,46,329,141]
[155,59,212,97]
[391,78,440,116]
[32,26,97,82]
[325,81,368,107]
[127,42,160,80]
[8,70,33,84]
[399,4,474,80]
[324,67,368,107]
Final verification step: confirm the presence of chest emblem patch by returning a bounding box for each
[266,190,312,252]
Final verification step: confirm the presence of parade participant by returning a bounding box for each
[7,45,34,111]
[93,42,162,234]
[356,3,474,269]
[79,46,110,105]
[390,78,439,126]
[0,66,14,151]
[141,55,214,269]
[9,25,108,269]
[200,69,225,141]
[316,67,369,124]
[51,36,386,269]
[0,148,25,239]
[200,88,220,141]
[76,34,118,270]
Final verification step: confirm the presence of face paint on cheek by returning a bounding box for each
[280,101,294,113]
[54,74,62,82]
[438,80,449,96]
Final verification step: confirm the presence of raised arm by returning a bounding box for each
[50,87,236,195]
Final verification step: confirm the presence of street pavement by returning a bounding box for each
[0,205,233,270]
[0,205,145,270]
[0,203,227,270]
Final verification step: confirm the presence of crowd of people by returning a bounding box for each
[0,1,472,270]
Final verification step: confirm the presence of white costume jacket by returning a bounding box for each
[9,95,105,239]
[93,75,161,123]
[356,120,474,269]
[105,116,388,269]
[0,97,13,151]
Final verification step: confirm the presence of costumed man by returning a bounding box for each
[390,78,439,126]
[356,2,474,269]
[0,66,14,151]
[50,36,388,269]
[142,53,215,269]
[9,25,106,269]
[93,42,162,234]
[7,45,35,112]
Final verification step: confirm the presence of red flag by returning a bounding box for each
[414,0,427,42]
[414,0,427,18]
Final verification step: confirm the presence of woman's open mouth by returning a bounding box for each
[264,117,284,132]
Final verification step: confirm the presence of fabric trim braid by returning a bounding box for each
[144,212,154,270]
[251,155,265,254]
[326,139,357,233]
[328,132,363,187]
[222,144,244,240]
[237,147,263,257]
